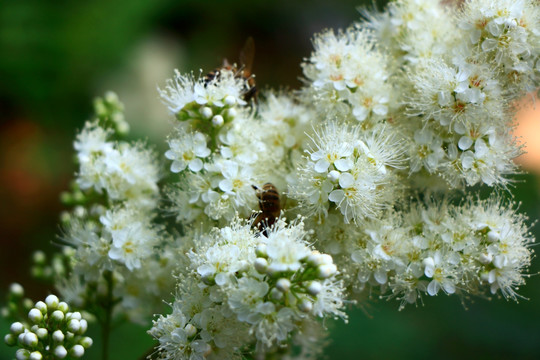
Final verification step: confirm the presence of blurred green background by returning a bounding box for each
[1,0,539,359]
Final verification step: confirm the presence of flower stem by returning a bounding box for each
[102,270,114,360]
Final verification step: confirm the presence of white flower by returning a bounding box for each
[158,69,196,114]
[264,229,311,273]
[303,27,394,123]
[74,121,113,163]
[228,278,272,324]
[423,252,459,296]
[165,131,211,173]
[77,138,160,208]
[193,69,248,107]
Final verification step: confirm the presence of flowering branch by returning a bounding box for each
[3,0,539,359]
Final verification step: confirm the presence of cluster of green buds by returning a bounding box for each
[31,250,74,284]
[1,283,34,322]
[93,91,129,135]
[4,294,92,359]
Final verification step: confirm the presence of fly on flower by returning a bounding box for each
[251,183,281,236]
[204,36,258,103]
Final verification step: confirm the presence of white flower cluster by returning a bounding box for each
[150,218,346,359]
[75,121,160,209]
[147,1,536,357]
[320,196,533,309]
[4,294,92,360]
[159,69,248,118]
[289,122,405,224]
[362,0,456,67]
[15,1,537,359]
[162,71,313,226]
[458,0,540,93]
[364,0,539,188]
[49,95,178,324]
[302,28,394,126]
[58,204,177,323]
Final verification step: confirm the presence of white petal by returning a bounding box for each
[442,281,456,294]
[353,106,369,121]
[219,179,233,193]
[195,146,211,158]
[475,138,488,157]
[188,158,203,172]
[458,136,473,150]
[314,159,330,173]
[374,270,388,284]
[461,152,475,169]
[372,104,388,116]
[328,189,345,203]
[338,172,355,188]
[427,280,439,296]
[424,266,435,278]
[164,149,176,160]
[170,161,185,173]
[334,158,353,171]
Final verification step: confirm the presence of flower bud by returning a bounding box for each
[73,205,85,218]
[60,211,71,223]
[307,281,322,296]
[29,351,42,360]
[32,251,46,265]
[70,344,85,358]
[52,330,65,343]
[79,319,88,334]
[15,349,30,360]
[320,254,333,265]
[80,336,93,349]
[18,332,26,344]
[4,333,16,346]
[35,328,47,339]
[57,302,69,313]
[184,324,197,338]
[212,115,224,127]
[10,322,24,335]
[254,258,268,274]
[28,309,43,323]
[23,332,38,347]
[45,295,59,310]
[51,310,65,322]
[34,302,47,314]
[227,108,237,118]
[224,95,236,106]
[68,312,82,321]
[307,252,324,266]
[22,299,34,311]
[298,299,313,313]
[269,288,283,300]
[276,278,291,292]
[255,244,267,258]
[117,121,130,135]
[9,283,24,297]
[67,319,81,333]
[201,107,213,119]
[54,345,67,359]
[317,264,337,278]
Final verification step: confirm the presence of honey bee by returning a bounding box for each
[204,37,258,102]
[251,183,281,235]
